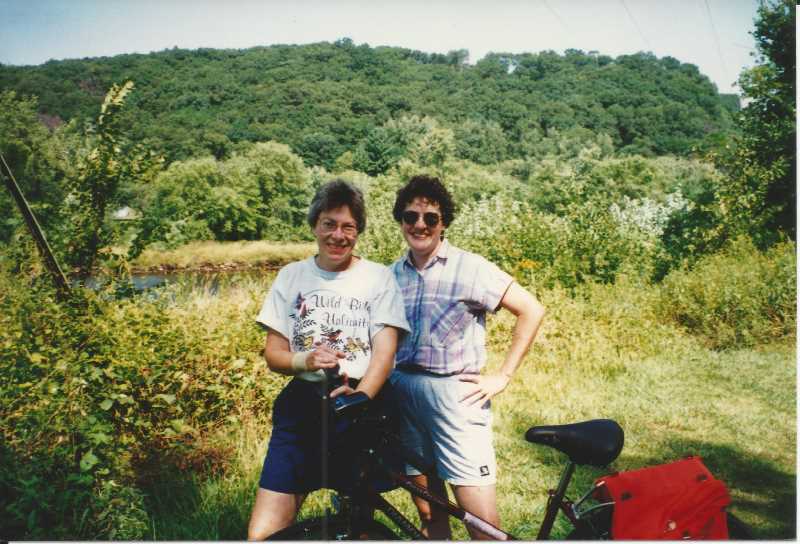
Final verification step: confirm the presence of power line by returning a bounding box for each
[541,0,568,33]
[702,0,730,81]
[619,0,651,51]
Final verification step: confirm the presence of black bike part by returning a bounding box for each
[266,515,399,540]
[387,468,512,540]
[373,493,427,540]
[334,390,371,416]
[525,419,624,466]
[565,503,613,540]
[537,462,576,540]
[324,365,342,382]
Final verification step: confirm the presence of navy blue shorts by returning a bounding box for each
[259,378,398,494]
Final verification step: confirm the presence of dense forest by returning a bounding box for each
[2,31,780,275]
[0,40,739,168]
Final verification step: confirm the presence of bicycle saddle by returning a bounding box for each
[525,419,624,467]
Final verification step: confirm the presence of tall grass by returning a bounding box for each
[142,264,795,540]
[2,242,795,539]
[488,279,795,539]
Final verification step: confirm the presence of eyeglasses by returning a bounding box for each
[402,211,441,228]
[319,219,358,236]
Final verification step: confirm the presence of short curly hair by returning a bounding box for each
[392,175,456,227]
[307,179,366,233]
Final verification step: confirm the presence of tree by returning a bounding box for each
[352,127,404,176]
[0,42,737,165]
[713,0,795,242]
[129,141,312,255]
[63,81,160,277]
[0,91,66,242]
[409,126,456,180]
[453,119,509,164]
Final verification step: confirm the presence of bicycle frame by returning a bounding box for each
[319,382,615,540]
[334,424,596,540]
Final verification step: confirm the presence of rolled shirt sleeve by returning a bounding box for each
[471,256,514,313]
[255,267,291,339]
[369,270,411,340]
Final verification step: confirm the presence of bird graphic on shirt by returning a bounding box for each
[322,328,342,344]
[345,336,369,355]
[300,335,315,350]
[294,293,308,318]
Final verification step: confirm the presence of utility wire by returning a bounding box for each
[541,0,568,33]
[702,0,731,81]
[620,0,651,51]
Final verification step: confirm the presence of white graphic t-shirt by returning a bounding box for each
[256,256,410,382]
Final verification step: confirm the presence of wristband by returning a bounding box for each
[291,351,309,372]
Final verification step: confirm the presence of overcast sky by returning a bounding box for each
[1,0,761,94]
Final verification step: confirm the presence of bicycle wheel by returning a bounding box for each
[565,506,612,540]
[267,515,399,540]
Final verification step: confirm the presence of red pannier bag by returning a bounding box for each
[595,456,731,540]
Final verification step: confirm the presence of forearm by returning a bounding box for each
[264,345,302,376]
[497,284,546,379]
[499,306,544,377]
[356,327,399,398]
[263,329,343,376]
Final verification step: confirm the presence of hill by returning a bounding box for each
[0,40,736,167]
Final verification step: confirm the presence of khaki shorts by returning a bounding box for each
[389,369,497,486]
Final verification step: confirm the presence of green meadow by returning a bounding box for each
[5,238,791,539]
[140,265,794,540]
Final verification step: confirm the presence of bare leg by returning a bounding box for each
[247,487,306,541]
[451,484,499,540]
[409,474,452,539]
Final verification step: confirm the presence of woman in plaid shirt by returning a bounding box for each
[388,175,546,540]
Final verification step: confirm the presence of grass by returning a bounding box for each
[141,274,796,540]
[131,240,316,270]
[492,340,795,539]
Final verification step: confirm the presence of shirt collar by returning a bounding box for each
[402,239,450,270]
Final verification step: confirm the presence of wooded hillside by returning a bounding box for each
[0,41,737,167]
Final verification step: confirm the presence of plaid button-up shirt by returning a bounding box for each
[391,240,514,375]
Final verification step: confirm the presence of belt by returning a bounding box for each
[395,365,476,378]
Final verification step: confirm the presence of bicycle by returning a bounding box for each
[267,384,753,540]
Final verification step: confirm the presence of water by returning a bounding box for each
[81,273,171,291]
[77,269,274,296]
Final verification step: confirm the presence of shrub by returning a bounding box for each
[356,175,406,264]
[445,191,665,289]
[657,237,796,349]
[0,262,282,538]
[130,142,313,257]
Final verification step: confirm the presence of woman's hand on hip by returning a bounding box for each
[458,373,510,405]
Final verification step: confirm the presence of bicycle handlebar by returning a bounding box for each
[333,390,370,415]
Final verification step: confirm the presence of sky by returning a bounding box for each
[0,0,761,95]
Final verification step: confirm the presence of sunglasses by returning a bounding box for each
[402,211,441,227]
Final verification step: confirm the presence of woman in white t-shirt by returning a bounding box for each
[247,180,409,540]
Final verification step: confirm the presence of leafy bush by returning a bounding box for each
[444,189,667,289]
[0,262,282,538]
[356,175,406,264]
[658,237,796,349]
[130,142,313,256]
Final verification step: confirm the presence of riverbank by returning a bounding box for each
[130,240,316,273]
